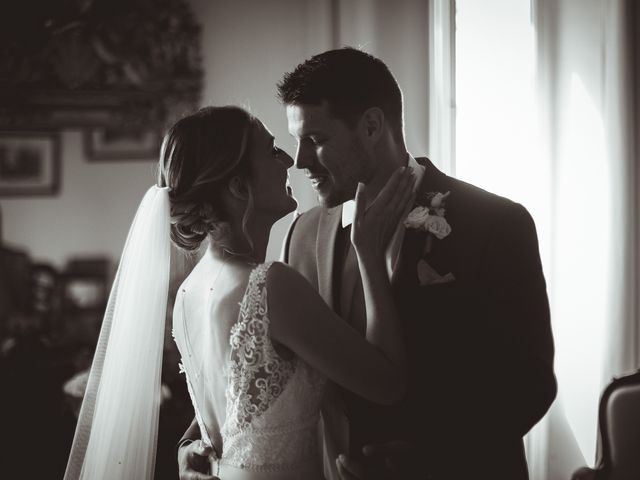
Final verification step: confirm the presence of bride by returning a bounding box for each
[64,105,414,480]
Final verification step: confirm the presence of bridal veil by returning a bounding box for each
[64,185,171,480]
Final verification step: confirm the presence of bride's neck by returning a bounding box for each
[209,215,272,265]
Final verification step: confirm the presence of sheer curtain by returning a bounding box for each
[533,0,637,477]
[427,0,456,176]
[454,0,638,478]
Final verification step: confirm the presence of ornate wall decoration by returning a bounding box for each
[0,0,203,132]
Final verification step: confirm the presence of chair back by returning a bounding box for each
[600,369,640,480]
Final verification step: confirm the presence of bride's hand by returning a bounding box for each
[351,166,415,261]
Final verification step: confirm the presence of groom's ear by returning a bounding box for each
[359,107,385,145]
[227,176,250,201]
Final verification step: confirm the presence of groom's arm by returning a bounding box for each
[475,201,557,438]
[177,418,218,480]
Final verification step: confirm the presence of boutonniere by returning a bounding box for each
[404,191,452,254]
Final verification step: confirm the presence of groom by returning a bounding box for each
[178,47,556,480]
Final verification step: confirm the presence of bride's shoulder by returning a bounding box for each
[179,251,214,285]
[176,265,199,295]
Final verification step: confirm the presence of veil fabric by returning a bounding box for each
[64,186,171,480]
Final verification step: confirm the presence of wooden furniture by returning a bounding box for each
[572,370,640,480]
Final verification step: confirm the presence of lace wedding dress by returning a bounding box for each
[172,261,327,480]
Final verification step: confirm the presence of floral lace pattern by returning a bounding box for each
[225,262,295,431]
[220,262,326,472]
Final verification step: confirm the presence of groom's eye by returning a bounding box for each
[310,137,325,146]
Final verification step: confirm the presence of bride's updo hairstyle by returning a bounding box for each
[157,106,255,253]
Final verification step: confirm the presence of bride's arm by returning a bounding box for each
[350,168,413,374]
[269,168,414,405]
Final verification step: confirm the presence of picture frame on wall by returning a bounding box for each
[84,127,161,161]
[0,131,61,196]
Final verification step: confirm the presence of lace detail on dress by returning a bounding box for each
[224,262,295,432]
[220,262,326,473]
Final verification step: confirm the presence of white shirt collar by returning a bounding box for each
[341,154,425,228]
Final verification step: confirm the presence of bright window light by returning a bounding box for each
[455,0,545,223]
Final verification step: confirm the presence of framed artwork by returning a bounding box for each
[0,131,61,196]
[84,127,161,161]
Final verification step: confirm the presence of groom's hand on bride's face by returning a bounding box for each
[178,440,219,480]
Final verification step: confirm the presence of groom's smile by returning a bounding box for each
[307,173,329,190]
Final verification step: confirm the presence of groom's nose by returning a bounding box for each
[294,143,314,170]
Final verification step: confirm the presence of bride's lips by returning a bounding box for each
[285,175,293,196]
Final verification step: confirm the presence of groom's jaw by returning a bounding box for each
[310,175,338,206]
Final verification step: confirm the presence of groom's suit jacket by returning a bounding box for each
[282,158,556,480]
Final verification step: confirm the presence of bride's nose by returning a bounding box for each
[280,150,294,169]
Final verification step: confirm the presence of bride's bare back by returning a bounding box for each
[174,251,250,452]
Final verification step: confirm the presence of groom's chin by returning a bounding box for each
[318,196,338,209]
[318,192,351,209]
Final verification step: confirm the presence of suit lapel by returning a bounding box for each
[414,157,450,202]
[316,205,342,309]
[393,158,454,286]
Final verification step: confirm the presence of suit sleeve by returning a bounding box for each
[475,202,557,438]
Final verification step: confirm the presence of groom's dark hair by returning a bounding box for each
[277,47,404,143]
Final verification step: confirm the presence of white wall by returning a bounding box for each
[1,131,157,268]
